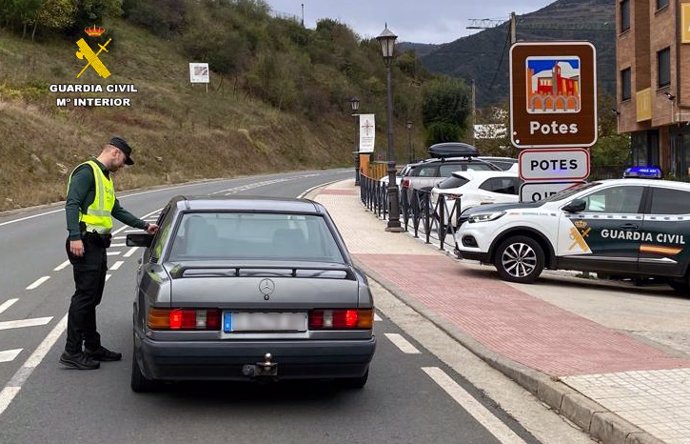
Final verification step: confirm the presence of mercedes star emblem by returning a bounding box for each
[259,278,275,300]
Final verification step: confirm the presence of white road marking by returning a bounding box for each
[374,313,382,321]
[422,367,527,444]
[113,236,125,240]
[0,299,19,315]
[53,260,70,272]
[110,243,126,247]
[0,317,52,331]
[384,333,420,354]
[124,229,140,234]
[0,314,67,416]
[26,276,50,290]
[0,349,22,363]
[107,251,121,256]
[109,261,124,271]
[105,274,112,281]
[0,209,63,227]
[123,247,138,258]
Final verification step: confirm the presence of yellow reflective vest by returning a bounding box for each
[67,160,115,234]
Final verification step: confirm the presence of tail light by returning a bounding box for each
[401,178,410,189]
[148,308,221,330]
[308,309,373,329]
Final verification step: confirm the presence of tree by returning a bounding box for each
[421,78,471,145]
[590,94,630,167]
[34,0,76,39]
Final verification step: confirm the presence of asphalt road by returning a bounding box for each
[0,169,544,444]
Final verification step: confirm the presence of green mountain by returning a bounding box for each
[419,0,616,106]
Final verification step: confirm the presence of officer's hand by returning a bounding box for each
[145,223,159,235]
[70,240,85,257]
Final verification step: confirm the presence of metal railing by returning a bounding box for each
[359,174,461,254]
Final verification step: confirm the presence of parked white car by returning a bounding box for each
[431,170,522,227]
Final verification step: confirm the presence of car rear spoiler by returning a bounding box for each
[168,264,356,280]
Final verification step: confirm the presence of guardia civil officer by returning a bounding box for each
[61,137,159,370]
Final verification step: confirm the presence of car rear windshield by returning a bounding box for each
[437,176,470,189]
[168,212,345,263]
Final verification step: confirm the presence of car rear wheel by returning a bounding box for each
[494,236,545,284]
[131,339,157,393]
[339,369,369,389]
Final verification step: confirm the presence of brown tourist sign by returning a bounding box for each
[509,42,597,148]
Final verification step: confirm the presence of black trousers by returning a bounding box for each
[65,234,108,353]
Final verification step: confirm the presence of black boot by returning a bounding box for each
[84,345,122,362]
[59,351,100,370]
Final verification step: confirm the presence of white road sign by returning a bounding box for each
[518,148,590,181]
[520,181,585,203]
[189,63,210,83]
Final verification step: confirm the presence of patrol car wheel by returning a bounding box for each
[494,236,545,283]
[668,279,690,295]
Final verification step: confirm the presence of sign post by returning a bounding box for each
[510,42,597,202]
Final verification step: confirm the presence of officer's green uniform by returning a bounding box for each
[64,159,147,354]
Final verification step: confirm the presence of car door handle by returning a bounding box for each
[619,223,639,230]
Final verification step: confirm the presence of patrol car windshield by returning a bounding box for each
[542,182,601,202]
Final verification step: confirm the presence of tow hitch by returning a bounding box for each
[242,353,278,378]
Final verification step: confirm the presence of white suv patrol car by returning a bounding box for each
[455,178,690,291]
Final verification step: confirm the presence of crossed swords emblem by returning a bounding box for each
[75,38,112,79]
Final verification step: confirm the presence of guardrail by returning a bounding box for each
[359,174,461,254]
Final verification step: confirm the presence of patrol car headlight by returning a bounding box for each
[467,211,506,224]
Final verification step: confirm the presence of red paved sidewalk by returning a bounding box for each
[356,253,690,376]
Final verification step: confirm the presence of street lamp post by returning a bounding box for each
[351,97,360,185]
[376,24,402,232]
[406,120,413,162]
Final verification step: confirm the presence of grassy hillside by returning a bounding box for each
[0,1,427,211]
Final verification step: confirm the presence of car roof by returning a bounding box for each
[598,178,690,189]
[451,170,519,180]
[409,157,492,167]
[169,195,324,214]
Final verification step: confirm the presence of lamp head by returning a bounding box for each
[350,97,360,112]
[376,24,397,61]
[665,92,676,101]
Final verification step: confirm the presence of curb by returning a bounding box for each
[311,181,665,444]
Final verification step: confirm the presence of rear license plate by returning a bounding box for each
[223,312,307,333]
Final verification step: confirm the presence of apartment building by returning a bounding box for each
[616,0,690,178]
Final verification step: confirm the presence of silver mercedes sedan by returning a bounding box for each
[126,196,376,392]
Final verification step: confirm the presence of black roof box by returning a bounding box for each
[428,142,479,159]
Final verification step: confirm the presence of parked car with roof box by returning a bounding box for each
[126,196,376,392]
[400,143,501,201]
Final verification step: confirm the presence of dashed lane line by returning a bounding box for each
[105,274,112,282]
[384,333,421,354]
[123,247,138,258]
[422,367,527,444]
[53,261,70,272]
[110,243,126,247]
[0,349,22,363]
[0,314,67,416]
[0,299,18,315]
[374,313,382,321]
[0,317,52,331]
[26,277,50,290]
[107,251,121,256]
[109,261,124,271]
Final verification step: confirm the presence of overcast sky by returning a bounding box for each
[264,0,555,44]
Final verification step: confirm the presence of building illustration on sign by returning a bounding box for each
[526,56,581,114]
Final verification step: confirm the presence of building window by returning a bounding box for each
[621,68,631,101]
[658,47,671,88]
[656,0,669,10]
[620,0,630,32]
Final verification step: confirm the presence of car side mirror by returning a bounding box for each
[563,198,586,213]
[126,233,154,247]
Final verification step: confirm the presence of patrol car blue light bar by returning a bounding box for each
[623,166,662,179]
